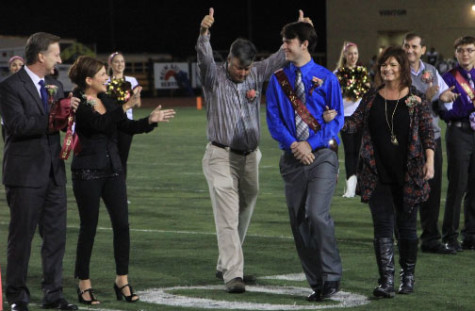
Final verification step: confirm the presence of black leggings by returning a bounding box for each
[117,131,133,179]
[73,174,130,279]
[369,182,418,240]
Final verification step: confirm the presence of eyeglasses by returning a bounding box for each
[456,48,475,54]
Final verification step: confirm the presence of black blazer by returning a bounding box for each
[71,91,156,172]
[0,67,65,187]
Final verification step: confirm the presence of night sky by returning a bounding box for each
[1,0,326,58]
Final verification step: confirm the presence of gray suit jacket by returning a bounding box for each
[0,67,66,187]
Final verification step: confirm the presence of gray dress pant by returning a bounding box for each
[279,148,342,290]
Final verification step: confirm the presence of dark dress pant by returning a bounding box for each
[442,125,475,243]
[5,177,67,304]
[280,148,342,290]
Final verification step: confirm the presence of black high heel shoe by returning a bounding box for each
[77,287,100,305]
[114,283,139,302]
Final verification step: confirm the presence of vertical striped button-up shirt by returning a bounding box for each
[196,34,286,151]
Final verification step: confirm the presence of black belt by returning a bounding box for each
[448,120,473,131]
[211,141,255,156]
[313,138,339,155]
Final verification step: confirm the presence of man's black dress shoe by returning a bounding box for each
[11,302,28,311]
[307,281,340,301]
[446,240,463,252]
[42,298,78,310]
[462,240,475,250]
[421,243,457,254]
[321,281,340,299]
[307,290,321,301]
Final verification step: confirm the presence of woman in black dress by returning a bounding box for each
[68,56,175,305]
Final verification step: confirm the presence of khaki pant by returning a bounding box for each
[202,143,261,283]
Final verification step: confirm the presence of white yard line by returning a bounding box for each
[139,285,369,310]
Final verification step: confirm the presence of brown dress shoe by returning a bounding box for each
[225,277,245,293]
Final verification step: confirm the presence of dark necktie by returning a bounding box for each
[294,69,309,141]
[38,80,49,113]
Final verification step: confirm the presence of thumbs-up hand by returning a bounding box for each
[200,7,215,35]
[297,9,314,27]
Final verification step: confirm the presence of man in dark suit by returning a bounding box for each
[0,32,78,311]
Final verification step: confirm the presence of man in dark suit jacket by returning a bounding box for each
[0,32,78,311]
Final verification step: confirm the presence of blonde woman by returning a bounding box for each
[107,52,139,186]
[334,42,369,197]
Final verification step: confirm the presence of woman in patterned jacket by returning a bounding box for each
[342,46,434,298]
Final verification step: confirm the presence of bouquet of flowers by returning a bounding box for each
[107,78,133,104]
[335,66,370,100]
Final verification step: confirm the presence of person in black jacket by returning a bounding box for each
[68,56,175,305]
[0,32,80,311]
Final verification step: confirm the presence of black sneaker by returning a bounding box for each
[461,240,475,250]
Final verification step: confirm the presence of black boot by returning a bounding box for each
[398,238,418,294]
[373,238,395,298]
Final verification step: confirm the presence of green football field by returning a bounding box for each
[0,106,473,311]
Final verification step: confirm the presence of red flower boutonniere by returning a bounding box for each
[45,84,58,96]
[246,89,258,102]
[421,70,433,84]
[309,76,324,95]
[405,94,421,114]
[45,84,58,105]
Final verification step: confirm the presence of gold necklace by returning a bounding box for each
[384,97,400,146]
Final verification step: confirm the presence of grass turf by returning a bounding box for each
[0,106,473,311]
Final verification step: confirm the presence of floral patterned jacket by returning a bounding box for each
[343,86,435,213]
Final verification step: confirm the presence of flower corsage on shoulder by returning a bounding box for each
[405,94,421,114]
[107,78,133,104]
[309,76,324,95]
[82,94,96,107]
